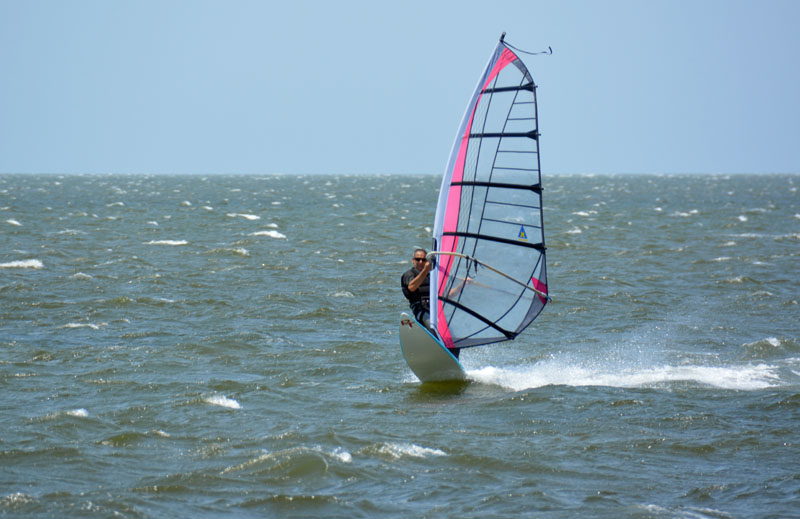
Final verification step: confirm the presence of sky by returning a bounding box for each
[1,0,799,175]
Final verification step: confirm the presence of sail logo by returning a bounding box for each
[518,225,528,241]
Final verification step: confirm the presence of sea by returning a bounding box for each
[1,173,798,519]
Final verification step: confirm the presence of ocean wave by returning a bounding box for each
[727,232,800,241]
[221,446,350,477]
[744,337,781,348]
[742,337,798,358]
[145,240,188,246]
[208,247,250,257]
[34,408,91,422]
[250,230,286,239]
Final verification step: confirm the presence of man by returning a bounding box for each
[401,248,432,329]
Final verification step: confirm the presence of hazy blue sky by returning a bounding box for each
[1,0,798,175]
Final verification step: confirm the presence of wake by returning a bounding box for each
[466,360,782,391]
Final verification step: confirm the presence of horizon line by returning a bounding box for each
[1,170,798,177]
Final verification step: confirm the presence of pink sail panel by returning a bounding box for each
[532,277,548,304]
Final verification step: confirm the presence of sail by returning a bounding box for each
[430,36,548,349]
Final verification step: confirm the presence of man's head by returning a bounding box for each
[412,248,428,268]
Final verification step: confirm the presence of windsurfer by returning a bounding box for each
[401,249,432,329]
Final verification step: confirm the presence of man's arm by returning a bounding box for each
[406,262,431,292]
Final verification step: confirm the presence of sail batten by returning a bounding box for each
[441,231,544,251]
[469,131,539,139]
[451,180,541,192]
[482,83,535,94]
[430,36,549,350]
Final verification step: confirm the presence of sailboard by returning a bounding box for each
[399,313,466,382]
[399,33,550,383]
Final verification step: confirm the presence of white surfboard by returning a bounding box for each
[399,313,466,383]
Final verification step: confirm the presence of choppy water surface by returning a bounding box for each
[1,173,798,518]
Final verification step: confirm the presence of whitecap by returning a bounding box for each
[5,219,21,226]
[1,493,36,506]
[743,337,781,348]
[737,215,748,222]
[0,259,44,269]
[181,201,192,207]
[566,227,582,234]
[330,447,353,463]
[204,395,241,409]
[226,213,260,221]
[71,272,93,280]
[250,230,287,239]
[378,442,446,459]
[145,240,188,246]
[332,291,355,298]
[727,233,763,238]
[61,322,105,330]
[66,408,89,417]
[202,206,214,211]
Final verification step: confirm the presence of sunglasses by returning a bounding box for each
[413,257,427,262]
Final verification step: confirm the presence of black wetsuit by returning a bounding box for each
[401,267,460,359]
[401,267,430,328]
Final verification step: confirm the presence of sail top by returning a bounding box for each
[430,36,548,349]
